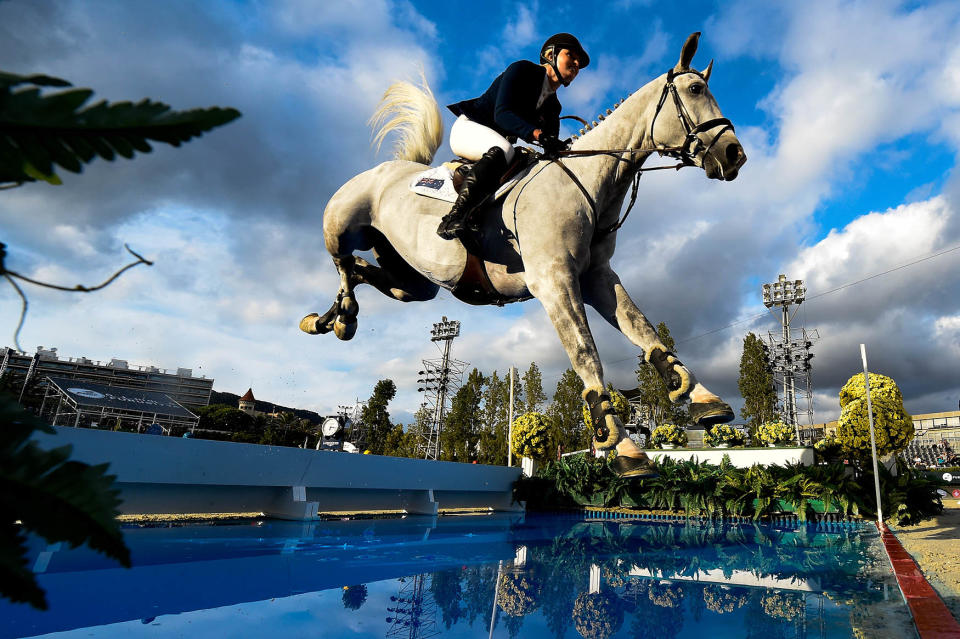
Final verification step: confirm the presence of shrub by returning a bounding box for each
[649,423,688,448]
[703,424,746,447]
[572,591,623,639]
[836,373,913,463]
[510,412,550,460]
[755,421,796,446]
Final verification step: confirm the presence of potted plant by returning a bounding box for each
[759,590,804,620]
[572,591,623,639]
[756,421,796,447]
[649,423,688,449]
[511,412,550,476]
[703,424,746,448]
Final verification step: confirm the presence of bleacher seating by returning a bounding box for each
[901,440,955,468]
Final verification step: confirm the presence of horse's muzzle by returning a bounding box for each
[704,137,746,181]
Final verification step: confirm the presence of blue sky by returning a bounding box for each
[1,0,959,424]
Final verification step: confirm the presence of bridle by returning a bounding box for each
[546,67,736,236]
[650,68,734,168]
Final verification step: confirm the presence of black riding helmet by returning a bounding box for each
[540,33,590,86]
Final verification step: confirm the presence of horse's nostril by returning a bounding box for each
[725,143,743,165]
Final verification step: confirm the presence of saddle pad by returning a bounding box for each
[408,164,529,203]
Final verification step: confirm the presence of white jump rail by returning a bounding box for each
[31,426,524,520]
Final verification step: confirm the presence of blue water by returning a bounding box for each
[4,514,907,638]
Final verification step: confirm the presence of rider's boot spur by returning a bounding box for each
[437,146,507,240]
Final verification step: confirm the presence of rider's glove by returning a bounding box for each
[538,134,569,159]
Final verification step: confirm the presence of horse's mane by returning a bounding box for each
[368,70,443,165]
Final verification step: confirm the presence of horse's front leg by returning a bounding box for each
[581,263,735,426]
[526,261,658,478]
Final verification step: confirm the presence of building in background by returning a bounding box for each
[0,346,214,408]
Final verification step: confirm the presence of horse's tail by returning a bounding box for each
[368,70,443,165]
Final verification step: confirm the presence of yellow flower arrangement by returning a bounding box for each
[572,592,623,639]
[760,590,804,620]
[647,581,683,608]
[703,424,746,447]
[496,571,542,617]
[650,423,688,448]
[703,585,749,614]
[756,421,796,446]
[835,373,914,460]
[510,412,550,460]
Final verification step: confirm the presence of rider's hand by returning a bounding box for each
[538,134,569,159]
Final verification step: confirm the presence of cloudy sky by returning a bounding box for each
[1,0,959,425]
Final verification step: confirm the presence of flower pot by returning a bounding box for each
[521,456,537,478]
[715,443,730,449]
[661,444,675,450]
[768,444,778,448]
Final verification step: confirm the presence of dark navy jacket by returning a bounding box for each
[448,60,561,144]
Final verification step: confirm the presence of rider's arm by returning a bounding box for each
[493,61,544,143]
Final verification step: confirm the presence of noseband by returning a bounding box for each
[650,68,735,167]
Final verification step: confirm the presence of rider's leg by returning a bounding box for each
[438,117,514,240]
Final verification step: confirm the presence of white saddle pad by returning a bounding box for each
[408,164,528,203]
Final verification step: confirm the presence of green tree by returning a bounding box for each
[441,368,485,461]
[360,379,397,455]
[342,584,368,610]
[635,322,690,428]
[738,332,778,436]
[382,424,417,458]
[521,362,547,413]
[478,370,509,465]
[546,368,586,455]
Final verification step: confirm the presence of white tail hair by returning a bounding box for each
[368,70,444,165]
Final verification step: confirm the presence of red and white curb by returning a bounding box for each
[878,522,960,639]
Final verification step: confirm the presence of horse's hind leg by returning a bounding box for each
[299,254,361,340]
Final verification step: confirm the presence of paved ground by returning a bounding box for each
[894,497,960,620]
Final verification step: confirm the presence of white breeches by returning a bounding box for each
[449,115,516,163]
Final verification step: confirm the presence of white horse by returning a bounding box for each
[301,33,746,476]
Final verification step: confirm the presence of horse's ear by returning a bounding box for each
[676,32,701,71]
[703,59,714,83]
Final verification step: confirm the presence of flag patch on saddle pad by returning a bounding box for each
[408,164,531,204]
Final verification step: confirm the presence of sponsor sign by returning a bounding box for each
[944,473,954,483]
[952,489,960,498]
[47,376,195,418]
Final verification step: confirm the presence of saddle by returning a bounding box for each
[408,148,536,203]
[409,150,538,307]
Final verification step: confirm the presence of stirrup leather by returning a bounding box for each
[645,346,692,403]
[583,387,620,450]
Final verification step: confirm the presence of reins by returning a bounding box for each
[541,67,735,238]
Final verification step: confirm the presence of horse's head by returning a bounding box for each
[649,32,746,181]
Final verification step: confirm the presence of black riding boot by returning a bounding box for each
[437,146,507,240]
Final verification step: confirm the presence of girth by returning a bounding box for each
[451,249,514,307]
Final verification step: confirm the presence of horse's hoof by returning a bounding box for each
[299,313,322,335]
[690,401,734,426]
[610,454,659,479]
[333,317,357,341]
[339,294,358,318]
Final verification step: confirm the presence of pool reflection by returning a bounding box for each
[3,514,906,638]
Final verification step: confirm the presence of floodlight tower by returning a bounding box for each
[386,574,439,639]
[762,274,807,441]
[416,317,467,460]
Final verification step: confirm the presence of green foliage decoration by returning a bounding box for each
[511,412,550,460]
[703,424,746,447]
[0,71,241,186]
[572,591,623,639]
[649,423,688,448]
[0,393,130,609]
[755,421,796,446]
[836,373,913,461]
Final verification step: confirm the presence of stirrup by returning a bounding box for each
[645,346,692,402]
[582,387,620,450]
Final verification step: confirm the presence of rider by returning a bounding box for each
[436,33,589,240]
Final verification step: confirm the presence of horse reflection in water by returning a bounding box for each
[301,33,747,473]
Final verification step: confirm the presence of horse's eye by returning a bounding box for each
[690,84,704,95]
